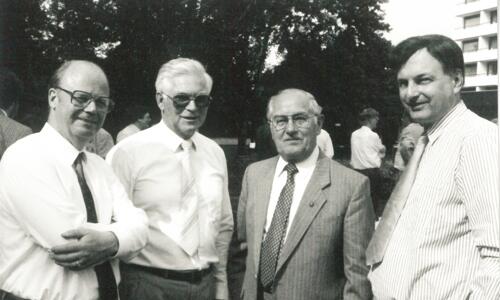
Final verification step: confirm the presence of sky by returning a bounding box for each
[382,0,459,44]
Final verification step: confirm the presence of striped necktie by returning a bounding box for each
[73,153,118,300]
[366,135,429,265]
[178,140,200,256]
[259,163,298,290]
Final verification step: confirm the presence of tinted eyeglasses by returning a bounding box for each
[159,92,211,108]
[55,87,115,113]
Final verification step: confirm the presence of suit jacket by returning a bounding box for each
[237,153,374,300]
[0,114,32,159]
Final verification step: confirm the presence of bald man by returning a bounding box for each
[0,60,148,300]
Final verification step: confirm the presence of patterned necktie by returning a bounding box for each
[73,153,118,300]
[178,140,200,256]
[260,163,298,290]
[366,135,429,265]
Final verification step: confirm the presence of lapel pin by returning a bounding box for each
[309,201,314,207]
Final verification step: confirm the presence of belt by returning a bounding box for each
[0,290,29,300]
[122,263,212,283]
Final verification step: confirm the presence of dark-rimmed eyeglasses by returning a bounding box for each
[158,92,211,108]
[55,87,115,113]
[268,114,316,131]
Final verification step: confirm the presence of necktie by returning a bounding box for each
[259,163,298,290]
[73,153,118,300]
[178,140,200,256]
[366,135,429,265]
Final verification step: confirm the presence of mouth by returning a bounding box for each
[181,116,199,122]
[77,117,98,126]
[407,101,429,111]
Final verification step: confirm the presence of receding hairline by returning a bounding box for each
[267,88,323,119]
[49,60,108,89]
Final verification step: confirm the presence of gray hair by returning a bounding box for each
[267,88,323,119]
[155,58,213,93]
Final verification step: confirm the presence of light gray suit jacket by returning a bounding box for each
[0,114,32,159]
[237,153,375,300]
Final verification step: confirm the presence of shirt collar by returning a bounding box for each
[425,101,467,146]
[154,120,199,152]
[276,146,319,176]
[41,123,82,166]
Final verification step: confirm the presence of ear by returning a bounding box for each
[452,69,464,94]
[48,88,58,110]
[156,93,164,111]
[316,114,324,135]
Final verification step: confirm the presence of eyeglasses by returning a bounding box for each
[55,87,115,113]
[159,92,211,108]
[269,114,316,131]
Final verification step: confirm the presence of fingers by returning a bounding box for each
[51,240,82,254]
[50,250,82,263]
[61,227,89,240]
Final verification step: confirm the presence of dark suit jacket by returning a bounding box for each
[237,153,375,300]
[0,114,32,159]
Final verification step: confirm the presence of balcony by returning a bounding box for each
[464,73,498,87]
[456,0,497,17]
[463,47,498,63]
[454,22,497,41]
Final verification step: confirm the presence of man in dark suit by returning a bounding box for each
[237,88,374,300]
[0,68,32,158]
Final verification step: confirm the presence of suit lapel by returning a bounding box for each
[276,154,331,273]
[254,156,278,272]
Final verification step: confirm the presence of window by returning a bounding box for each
[482,85,497,90]
[491,10,497,23]
[461,87,476,92]
[487,61,497,75]
[463,39,478,52]
[489,36,497,49]
[464,14,480,28]
[464,63,477,76]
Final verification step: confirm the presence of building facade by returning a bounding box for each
[454,0,498,92]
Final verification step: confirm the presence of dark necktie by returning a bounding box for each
[259,163,298,290]
[73,153,118,300]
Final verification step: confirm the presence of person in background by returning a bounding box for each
[350,107,386,217]
[0,68,32,158]
[85,127,115,158]
[116,106,152,143]
[316,128,334,158]
[367,34,499,299]
[0,60,148,300]
[107,58,233,300]
[238,88,374,300]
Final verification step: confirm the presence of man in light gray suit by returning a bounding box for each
[237,88,374,300]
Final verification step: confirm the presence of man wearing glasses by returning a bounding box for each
[107,58,233,300]
[0,60,148,300]
[237,89,374,300]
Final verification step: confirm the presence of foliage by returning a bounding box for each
[1,0,399,148]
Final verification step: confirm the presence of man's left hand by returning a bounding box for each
[49,228,119,271]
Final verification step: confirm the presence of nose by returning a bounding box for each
[284,118,298,133]
[406,81,420,100]
[184,99,198,112]
[83,99,98,112]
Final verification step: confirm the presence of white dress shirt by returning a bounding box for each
[316,129,334,158]
[106,121,234,300]
[0,123,149,300]
[369,102,500,299]
[264,147,319,241]
[116,123,140,143]
[350,126,385,169]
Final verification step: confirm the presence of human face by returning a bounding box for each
[397,49,462,128]
[48,62,109,150]
[137,112,152,129]
[269,94,322,163]
[157,74,209,139]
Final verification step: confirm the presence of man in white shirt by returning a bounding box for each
[107,58,233,300]
[350,107,386,217]
[367,34,499,299]
[316,128,334,158]
[0,60,149,300]
[237,89,374,300]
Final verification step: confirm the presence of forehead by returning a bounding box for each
[160,74,208,94]
[271,93,311,116]
[60,63,109,95]
[397,49,445,79]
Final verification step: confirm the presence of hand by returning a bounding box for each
[49,228,119,271]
